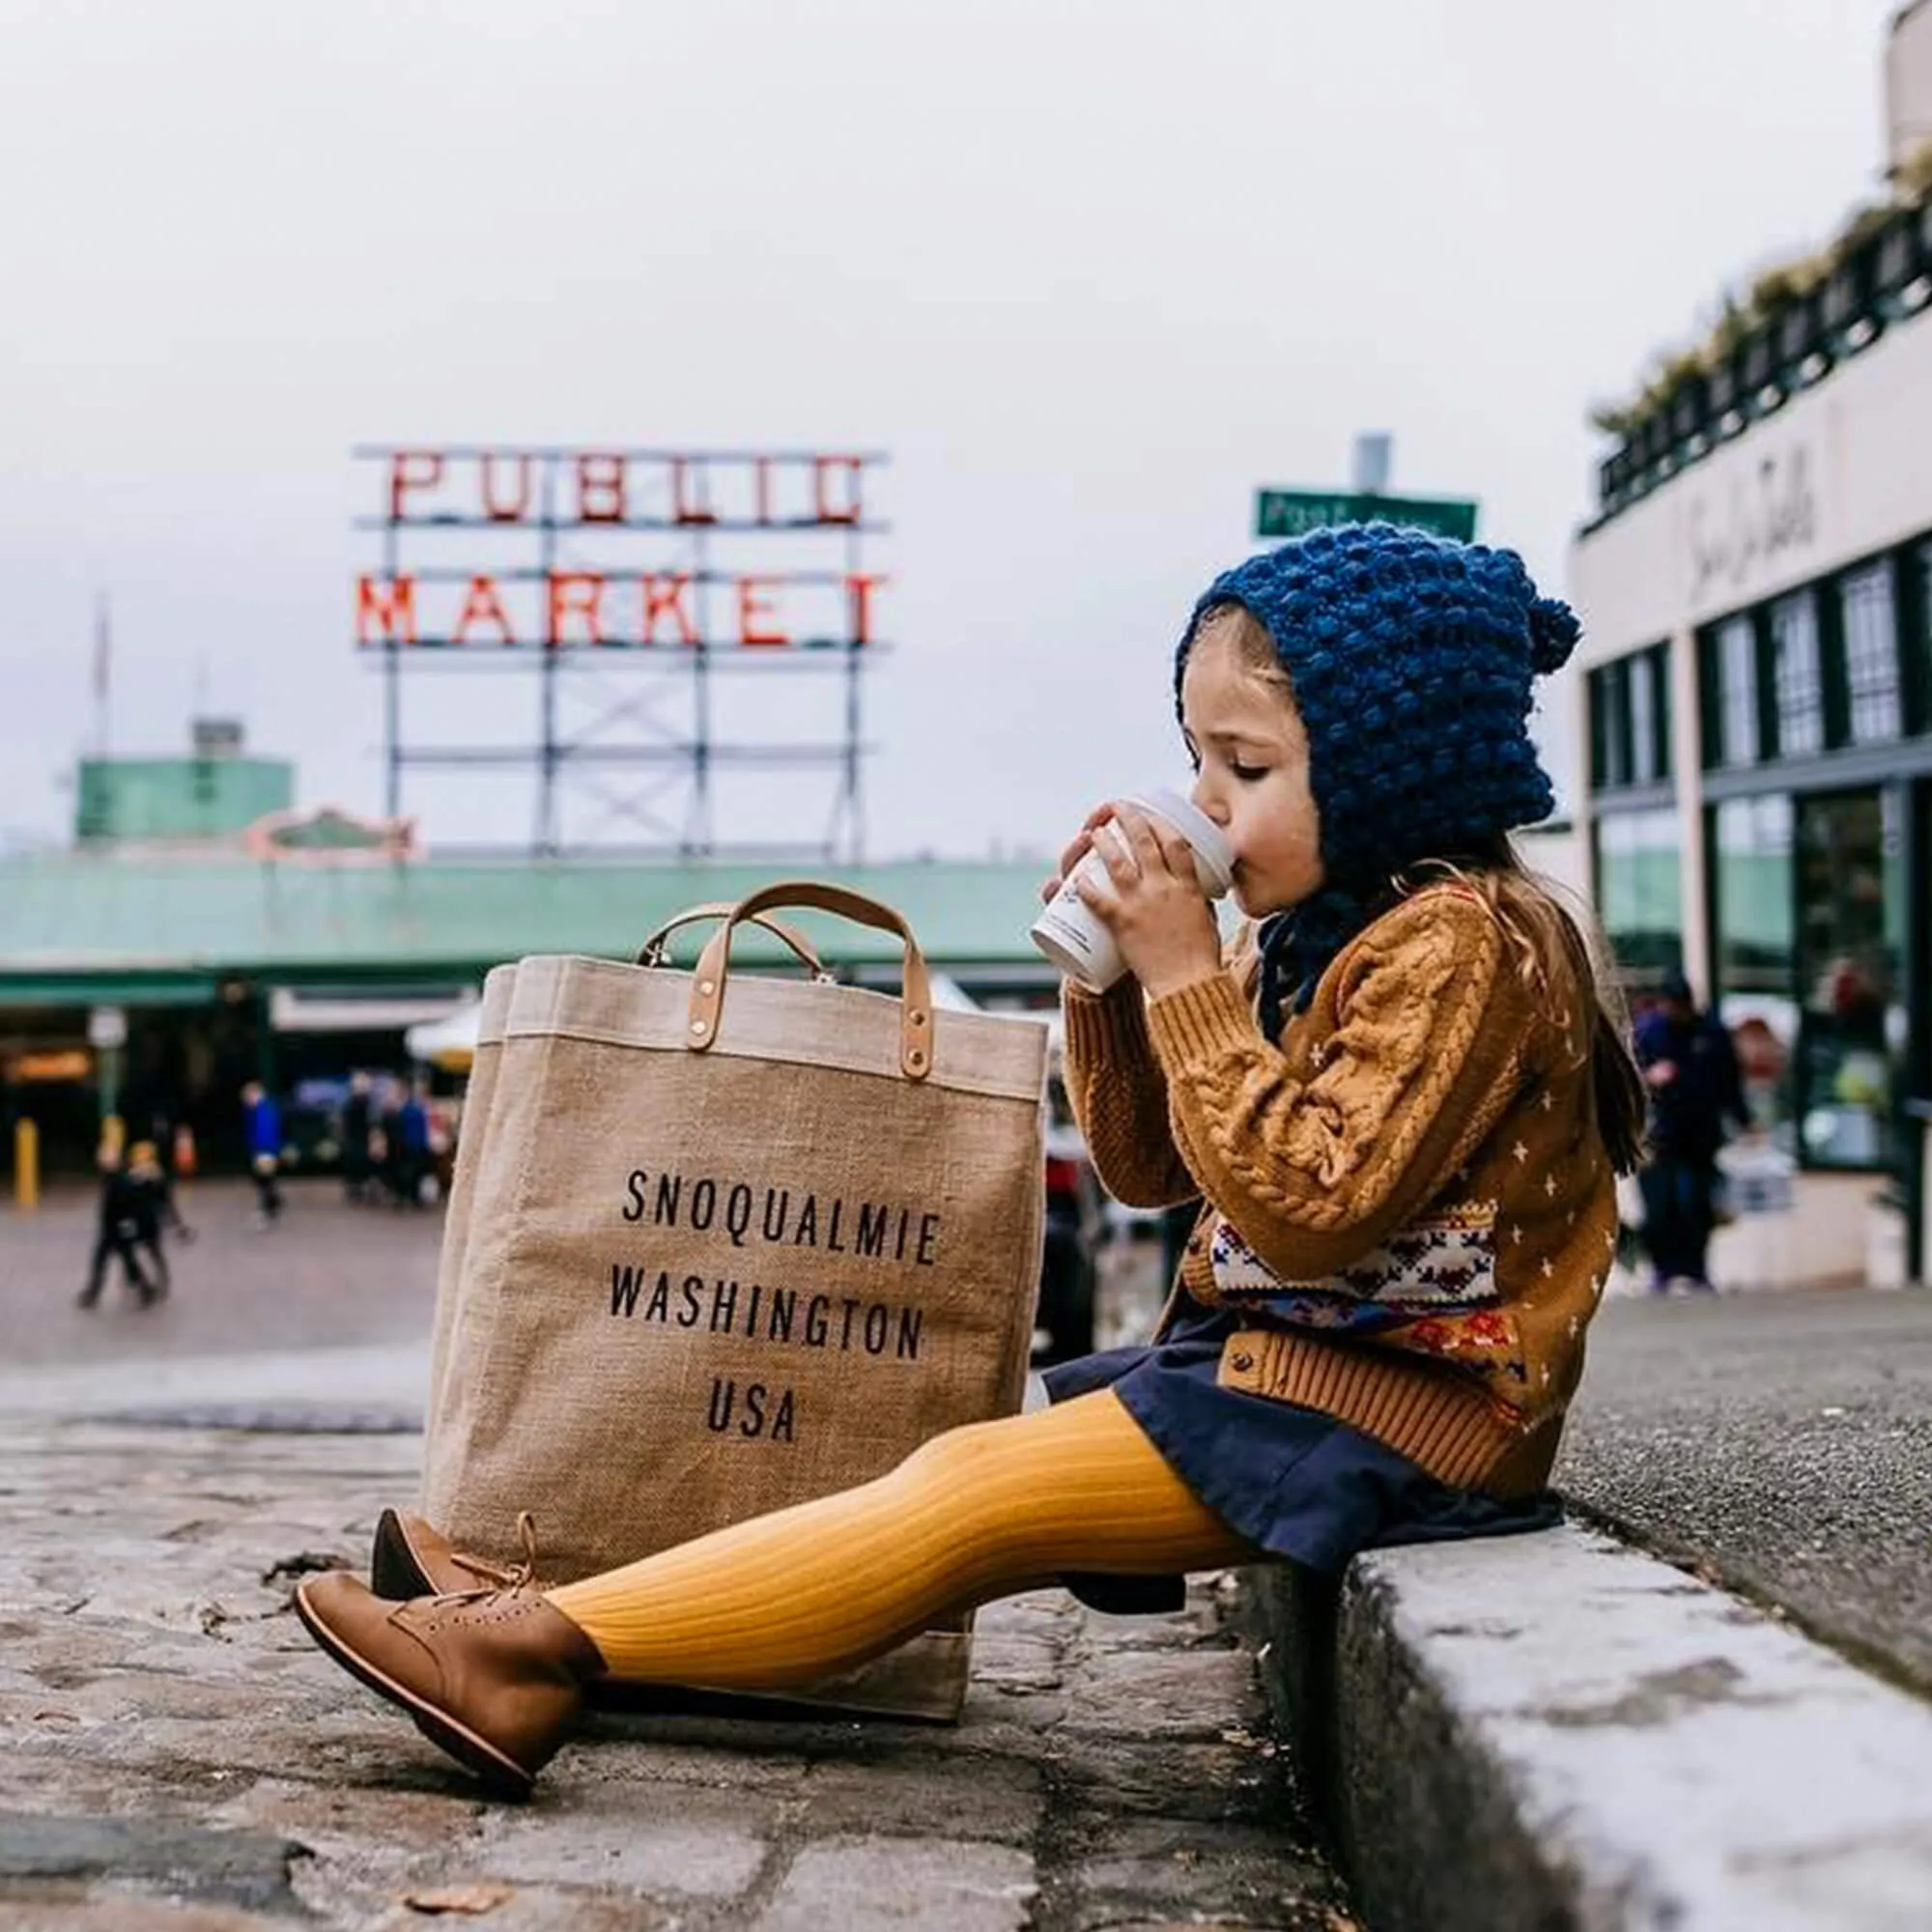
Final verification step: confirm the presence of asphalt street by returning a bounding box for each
[1557,1287,1932,1694]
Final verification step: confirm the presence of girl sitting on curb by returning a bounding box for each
[294,523,1645,1798]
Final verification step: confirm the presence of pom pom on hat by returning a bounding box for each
[1527,595,1582,675]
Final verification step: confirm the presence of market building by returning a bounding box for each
[0,723,1059,1180]
[1570,4,1932,1287]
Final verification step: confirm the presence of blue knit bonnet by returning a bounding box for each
[1176,522,1581,1036]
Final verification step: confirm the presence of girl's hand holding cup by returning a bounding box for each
[1040,802,1120,906]
[1033,791,1232,999]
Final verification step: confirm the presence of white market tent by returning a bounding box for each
[405,1001,484,1072]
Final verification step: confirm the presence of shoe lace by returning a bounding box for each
[440,1511,543,1601]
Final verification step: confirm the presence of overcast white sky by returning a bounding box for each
[0,0,1909,861]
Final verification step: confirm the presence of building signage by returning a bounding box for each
[354,448,888,652]
[1688,445,1818,604]
[1256,488,1479,543]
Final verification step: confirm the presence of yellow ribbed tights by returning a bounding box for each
[544,1388,1256,1690]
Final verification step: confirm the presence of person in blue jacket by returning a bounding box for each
[242,1081,285,1228]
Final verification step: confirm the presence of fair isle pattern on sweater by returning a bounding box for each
[1209,1207,1500,1314]
[1208,1209,1526,1378]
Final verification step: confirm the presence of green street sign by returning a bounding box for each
[1256,489,1479,543]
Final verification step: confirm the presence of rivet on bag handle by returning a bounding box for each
[688,880,935,1080]
[637,904,829,979]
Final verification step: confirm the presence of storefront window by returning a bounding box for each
[1589,660,1631,790]
[1594,806,1682,980]
[1793,788,1901,1170]
[1838,563,1901,746]
[1715,615,1759,767]
[1589,644,1670,791]
[1629,648,1662,783]
[1770,590,1823,757]
[1910,545,1932,727]
[1712,795,1796,1138]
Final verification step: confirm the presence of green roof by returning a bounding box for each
[0,852,1056,1003]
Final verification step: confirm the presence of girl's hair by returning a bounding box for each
[1394,844,1649,1178]
[1195,603,1648,1176]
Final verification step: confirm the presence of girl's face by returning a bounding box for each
[1179,623,1324,919]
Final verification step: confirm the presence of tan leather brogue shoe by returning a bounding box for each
[295,1571,605,1798]
[370,1509,551,1601]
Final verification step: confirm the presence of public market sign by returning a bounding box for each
[1256,488,1479,543]
[354,448,888,652]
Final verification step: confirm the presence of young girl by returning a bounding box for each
[296,522,1645,1799]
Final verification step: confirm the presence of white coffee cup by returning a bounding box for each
[1030,788,1235,993]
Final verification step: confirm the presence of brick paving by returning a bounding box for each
[0,1193,1352,1929]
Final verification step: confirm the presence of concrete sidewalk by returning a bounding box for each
[0,1386,1350,1930]
[1247,1523,1932,1932]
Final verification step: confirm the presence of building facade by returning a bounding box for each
[1571,16,1932,1283]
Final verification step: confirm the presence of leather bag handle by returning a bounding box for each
[637,903,827,978]
[688,880,934,1081]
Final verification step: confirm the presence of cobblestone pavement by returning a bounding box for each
[0,1195,1351,1929]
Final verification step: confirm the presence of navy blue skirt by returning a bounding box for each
[1042,1300,1558,1611]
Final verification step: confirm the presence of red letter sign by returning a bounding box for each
[845,573,888,647]
[737,576,788,647]
[671,457,717,526]
[547,572,607,646]
[478,453,533,524]
[576,454,628,525]
[640,574,698,645]
[451,575,517,646]
[356,575,418,646]
[813,455,864,525]
[388,452,444,523]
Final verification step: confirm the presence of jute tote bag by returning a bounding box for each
[420,882,1049,1719]
[424,908,825,1435]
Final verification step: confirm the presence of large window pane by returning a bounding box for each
[1589,663,1631,790]
[1839,563,1901,746]
[1911,545,1932,726]
[1793,787,1902,1170]
[1650,642,1673,781]
[1630,650,1659,783]
[1717,614,1759,766]
[1713,795,1795,1140]
[1770,590,1823,756]
[1594,807,1682,980]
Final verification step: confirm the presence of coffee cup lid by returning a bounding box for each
[1127,788,1234,891]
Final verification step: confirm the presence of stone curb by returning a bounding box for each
[1243,1521,1932,1932]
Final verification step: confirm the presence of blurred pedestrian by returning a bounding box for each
[1633,968,1749,1293]
[77,1146,157,1309]
[242,1080,285,1228]
[376,1079,409,1207]
[125,1137,193,1300]
[396,1080,432,1208]
[341,1071,376,1205]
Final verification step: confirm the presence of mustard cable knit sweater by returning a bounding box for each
[1061,884,1619,1495]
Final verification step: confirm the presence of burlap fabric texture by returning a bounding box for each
[421,884,1049,1719]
